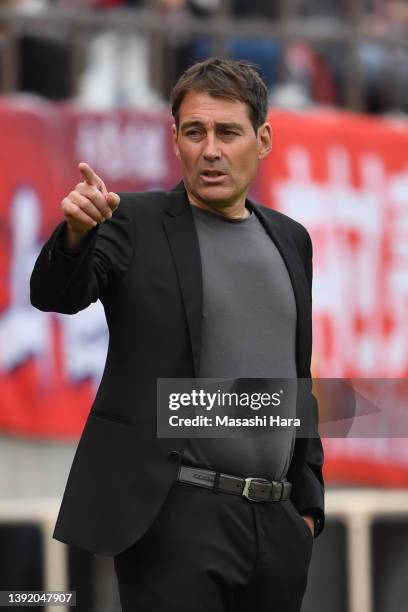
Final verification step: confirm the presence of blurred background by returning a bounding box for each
[1,1,408,611]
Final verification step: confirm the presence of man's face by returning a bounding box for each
[172,90,272,210]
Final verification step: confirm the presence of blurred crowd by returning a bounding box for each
[0,0,408,114]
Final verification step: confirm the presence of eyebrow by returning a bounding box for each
[180,120,244,132]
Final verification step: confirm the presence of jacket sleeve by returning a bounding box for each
[30,193,135,314]
[290,227,325,538]
[291,423,325,538]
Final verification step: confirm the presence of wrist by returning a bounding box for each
[64,224,90,252]
[301,514,315,537]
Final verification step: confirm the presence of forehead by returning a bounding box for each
[178,90,252,127]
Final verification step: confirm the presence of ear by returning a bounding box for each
[172,124,181,159]
[257,122,273,160]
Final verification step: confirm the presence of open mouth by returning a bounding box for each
[200,170,227,181]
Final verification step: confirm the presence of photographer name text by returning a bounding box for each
[168,415,300,428]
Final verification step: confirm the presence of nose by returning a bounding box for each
[203,134,221,161]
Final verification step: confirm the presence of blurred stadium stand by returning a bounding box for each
[0,0,408,113]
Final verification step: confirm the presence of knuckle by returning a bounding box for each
[84,187,95,201]
[92,186,102,200]
[78,184,89,196]
[91,206,104,222]
[69,202,79,213]
[63,197,75,212]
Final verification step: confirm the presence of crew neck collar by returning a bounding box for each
[189,203,253,224]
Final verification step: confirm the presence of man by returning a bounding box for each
[30,58,324,612]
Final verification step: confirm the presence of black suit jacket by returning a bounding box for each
[30,182,325,556]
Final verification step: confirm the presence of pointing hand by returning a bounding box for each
[60,162,120,250]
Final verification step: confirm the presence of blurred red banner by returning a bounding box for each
[1,98,407,486]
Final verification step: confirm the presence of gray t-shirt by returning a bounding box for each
[182,205,298,480]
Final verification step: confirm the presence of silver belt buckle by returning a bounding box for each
[242,477,269,502]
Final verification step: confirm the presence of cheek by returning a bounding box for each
[233,150,258,179]
[180,149,200,172]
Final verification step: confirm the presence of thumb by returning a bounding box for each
[107,192,120,211]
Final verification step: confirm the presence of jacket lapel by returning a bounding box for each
[162,184,203,377]
[247,200,312,377]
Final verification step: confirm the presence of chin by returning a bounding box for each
[195,186,235,207]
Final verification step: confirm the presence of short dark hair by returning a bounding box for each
[170,58,268,134]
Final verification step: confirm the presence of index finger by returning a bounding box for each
[78,162,108,196]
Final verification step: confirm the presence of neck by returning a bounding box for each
[187,191,250,220]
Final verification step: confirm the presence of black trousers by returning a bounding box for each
[114,480,314,612]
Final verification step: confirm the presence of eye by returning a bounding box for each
[220,129,238,138]
[186,129,203,138]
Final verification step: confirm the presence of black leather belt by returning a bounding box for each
[176,465,292,502]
